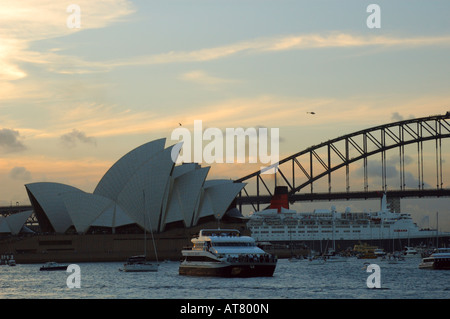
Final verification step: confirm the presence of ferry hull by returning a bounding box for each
[432,260,450,270]
[120,266,158,272]
[419,260,450,270]
[179,262,276,277]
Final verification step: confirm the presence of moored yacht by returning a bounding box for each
[323,249,347,262]
[120,191,159,273]
[120,255,159,272]
[179,229,277,277]
[419,248,450,270]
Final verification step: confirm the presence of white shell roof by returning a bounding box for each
[24,139,245,234]
[163,166,209,228]
[0,211,33,234]
[194,180,245,225]
[0,216,10,233]
[171,163,201,179]
[94,138,166,200]
[90,202,133,228]
[116,143,182,232]
[6,210,33,234]
[203,179,232,188]
[61,192,134,233]
[26,182,84,233]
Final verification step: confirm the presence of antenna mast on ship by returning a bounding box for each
[436,211,439,248]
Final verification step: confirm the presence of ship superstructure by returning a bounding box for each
[248,187,450,250]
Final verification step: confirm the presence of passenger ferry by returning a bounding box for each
[179,229,277,277]
[248,187,450,251]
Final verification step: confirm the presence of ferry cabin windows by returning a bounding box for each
[185,255,221,262]
[212,242,256,247]
[193,241,212,250]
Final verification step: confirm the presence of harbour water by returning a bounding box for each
[1,257,448,300]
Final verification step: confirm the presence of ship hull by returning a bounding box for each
[258,236,450,258]
[419,258,450,270]
[179,262,276,277]
[432,259,450,270]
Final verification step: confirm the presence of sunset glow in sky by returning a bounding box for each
[1,1,450,229]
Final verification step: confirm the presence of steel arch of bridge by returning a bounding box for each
[235,113,450,211]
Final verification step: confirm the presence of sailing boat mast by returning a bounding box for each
[143,190,159,263]
[143,191,147,258]
[436,211,439,248]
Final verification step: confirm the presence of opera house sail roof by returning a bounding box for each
[18,138,245,235]
[0,210,33,235]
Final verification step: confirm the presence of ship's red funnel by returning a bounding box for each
[269,186,289,213]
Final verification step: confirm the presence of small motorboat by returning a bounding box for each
[374,248,386,257]
[40,262,68,271]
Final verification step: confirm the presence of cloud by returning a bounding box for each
[0,1,136,42]
[391,112,417,122]
[391,112,404,122]
[2,2,450,103]
[179,70,238,87]
[0,155,112,195]
[0,0,135,95]
[355,156,430,189]
[26,94,449,141]
[60,129,97,148]
[8,166,32,181]
[0,128,26,153]
[5,19,450,78]
[105,33,450,70]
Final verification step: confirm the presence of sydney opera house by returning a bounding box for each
[0,138,248,263]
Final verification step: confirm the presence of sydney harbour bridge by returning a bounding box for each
[235,112,450,213]
[1,112,450,221]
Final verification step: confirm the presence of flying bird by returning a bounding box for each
[307,112,316,115]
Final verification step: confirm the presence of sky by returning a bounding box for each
[1,0,450,230]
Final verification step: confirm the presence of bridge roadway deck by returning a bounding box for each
[1,189,449,215]
[237,188,450,205]
[0,205,33,216]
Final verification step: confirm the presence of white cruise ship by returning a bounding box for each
[248,187,450,251]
